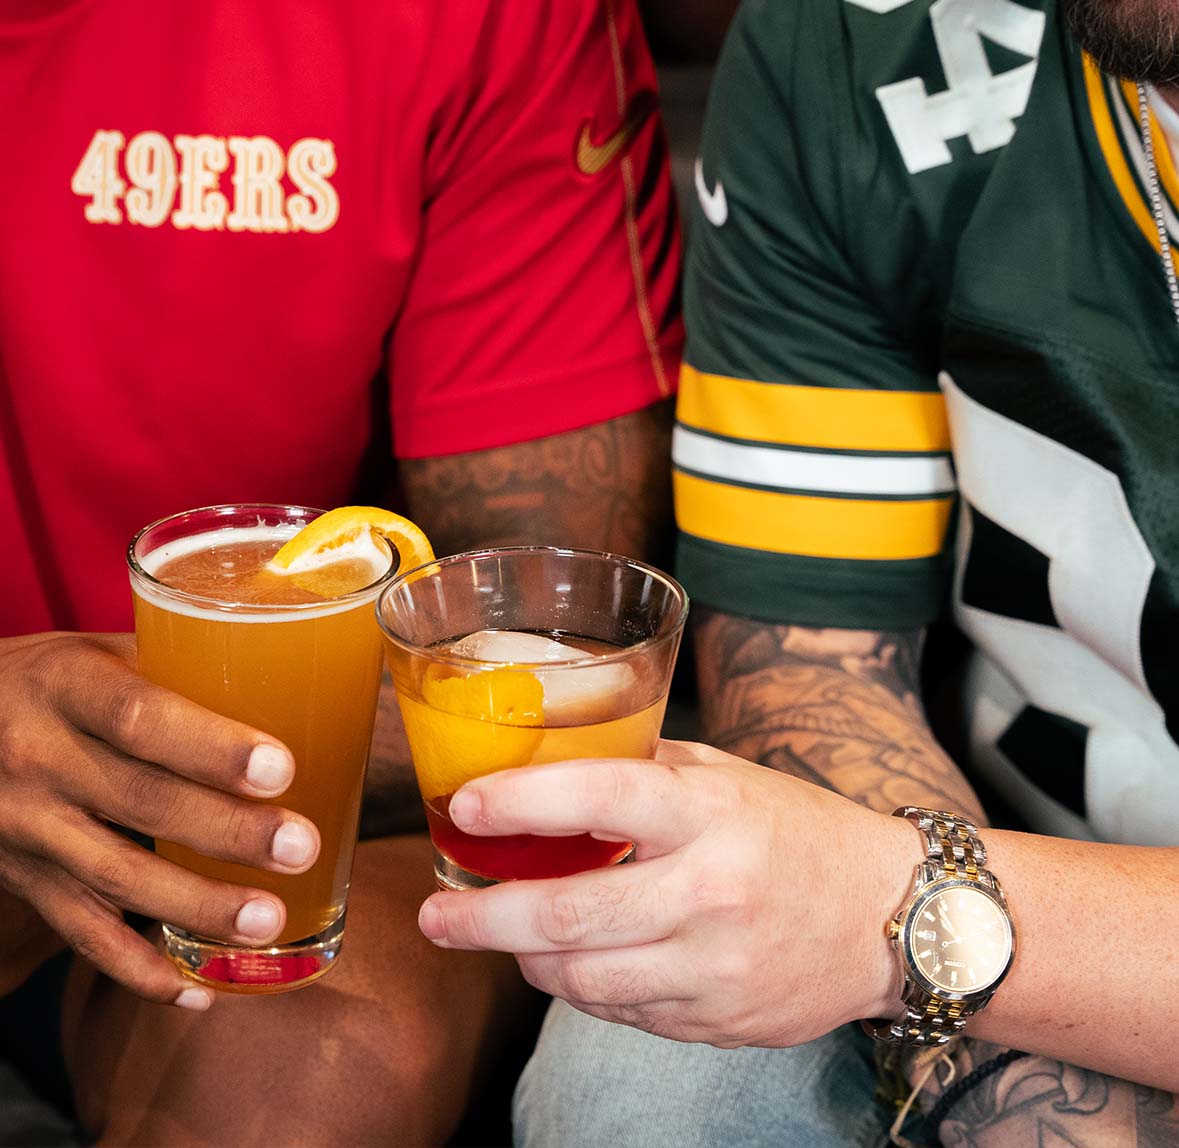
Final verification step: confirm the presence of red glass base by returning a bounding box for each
[425,795,631,883]
[162,910,344,994]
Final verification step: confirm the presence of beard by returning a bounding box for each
[1061,0,1179,86]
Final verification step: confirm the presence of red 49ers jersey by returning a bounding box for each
[0,0,681,634]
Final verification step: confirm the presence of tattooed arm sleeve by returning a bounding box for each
[399,399,674,563]
[359,400,674,836]
[694,606,986,823]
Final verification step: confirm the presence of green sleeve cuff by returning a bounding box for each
[675,533,950,630]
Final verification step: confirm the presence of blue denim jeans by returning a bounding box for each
[513,999,891,1148]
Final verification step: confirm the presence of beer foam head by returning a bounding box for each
[134,524,390,622]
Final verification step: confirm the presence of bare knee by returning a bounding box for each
[68,837,533,1147]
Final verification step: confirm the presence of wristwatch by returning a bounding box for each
[862,806,1015,1046]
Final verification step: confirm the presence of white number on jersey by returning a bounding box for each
[872,0,1046,174]
[943,373,1179,846]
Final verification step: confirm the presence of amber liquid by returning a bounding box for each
[398,634,666,883]
[134,534,387,955]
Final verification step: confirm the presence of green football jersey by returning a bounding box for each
[676,0,1179,845]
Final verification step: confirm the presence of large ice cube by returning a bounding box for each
[450,630,584,664]
[539,658,637,724]
[450,629,636,724]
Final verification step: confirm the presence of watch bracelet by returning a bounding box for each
[864,807,1000,1046]
[901,806,988,880]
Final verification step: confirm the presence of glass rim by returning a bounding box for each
[127,502,399,614]
[375,544,690,670]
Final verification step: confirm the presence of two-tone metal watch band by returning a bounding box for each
[864,807,999,1046]
[901,806,988,883]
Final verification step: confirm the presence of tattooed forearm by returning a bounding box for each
[399,400,674,563]
[909,1038,1179,1147]
[695,608,985,822]
[1135,1084,1179,1148]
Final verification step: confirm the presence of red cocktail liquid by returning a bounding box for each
[425,794,631,881]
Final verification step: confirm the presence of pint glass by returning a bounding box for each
[128,504,395,992]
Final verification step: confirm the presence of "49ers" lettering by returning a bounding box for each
[70,130,339,233]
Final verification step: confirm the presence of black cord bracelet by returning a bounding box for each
[923,1049,1030,1146]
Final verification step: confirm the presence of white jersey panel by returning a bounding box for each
[943,372,1179,845]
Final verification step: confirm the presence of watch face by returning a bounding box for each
[907,883,1012,995]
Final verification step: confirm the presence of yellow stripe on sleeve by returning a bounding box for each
[677,365,950,453]
[674,470,953,560]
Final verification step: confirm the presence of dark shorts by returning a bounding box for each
[0,949,76,1123]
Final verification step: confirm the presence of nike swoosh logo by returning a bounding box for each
[694,157,727,226]
[575,93,656,176]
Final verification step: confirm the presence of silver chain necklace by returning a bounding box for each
[1136,82,1179,328]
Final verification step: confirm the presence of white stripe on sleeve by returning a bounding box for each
[672,426,956,497]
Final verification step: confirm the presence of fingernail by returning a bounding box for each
[235,898,282,941]
[174,986,213,1012]
[271,821,317,868]
[449,789,480,830]
[246,745,294,795]
[418,900,446,942]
